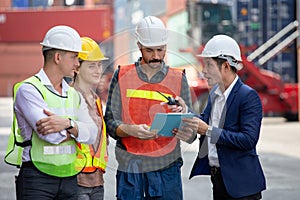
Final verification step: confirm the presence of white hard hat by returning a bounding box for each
[40,25,83,52]
[198,35,242,69]
[135,16,168,47]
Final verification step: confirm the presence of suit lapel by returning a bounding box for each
[225,78,242,109]
[219,78,243,128]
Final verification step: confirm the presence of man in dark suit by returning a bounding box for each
[174,35,266,199]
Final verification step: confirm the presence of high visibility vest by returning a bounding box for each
[77,97,108,173]
[5,76,86,177]
[118,64,182,157]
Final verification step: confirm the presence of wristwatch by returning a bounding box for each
[206,125,213,137]
[66,118,75,130]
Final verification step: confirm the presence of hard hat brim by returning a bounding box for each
[100,57,109,61]
[196,53,218,58]
[138,40,167,47]
[81,56,109,62]
[196,53,242,62]
[40,43,88,53]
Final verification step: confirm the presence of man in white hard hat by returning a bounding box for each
[174,34,266,199]
[104,16,194,199]
[5,25,97,199]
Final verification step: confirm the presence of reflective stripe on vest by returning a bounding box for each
[78,97,108,173]
[5,76,86,177]
[118,64,182,157]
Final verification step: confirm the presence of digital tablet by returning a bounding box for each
[150,113,194,137]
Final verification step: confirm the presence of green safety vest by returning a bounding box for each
[5,76,86,177]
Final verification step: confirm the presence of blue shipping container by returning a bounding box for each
[30,0,48,7]
[235,0,297,83]
[12,0,29,8]
[236,0,264,47]
[12,0,48,8]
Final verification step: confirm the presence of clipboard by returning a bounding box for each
[150,113,194,137]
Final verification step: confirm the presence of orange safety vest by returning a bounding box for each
[119,64,182,157]
[77,97,108,172]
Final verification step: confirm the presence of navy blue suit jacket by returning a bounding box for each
[190,78,266,198]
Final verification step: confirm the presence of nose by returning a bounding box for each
[96,64,103,73]
[153,50,160,59]
[202,65,207,74]
[75,57,80,66]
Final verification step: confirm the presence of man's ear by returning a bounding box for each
[224,62,231,70]
[137,42,142,50]
[53,51,61,64]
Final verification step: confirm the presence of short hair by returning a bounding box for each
[212,57,237,73]
[42,49,66,62]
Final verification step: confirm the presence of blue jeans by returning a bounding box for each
[16,164,77,200]
[77,185,104,200]
[116,160,183,200]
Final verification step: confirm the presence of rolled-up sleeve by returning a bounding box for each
[75,93,98,144]
[15,84,68,144]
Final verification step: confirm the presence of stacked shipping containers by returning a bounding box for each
[12,0,48,7]
[0,3,114,97]
[236,0,297,83]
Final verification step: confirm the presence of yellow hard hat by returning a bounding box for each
[78,37,108,61]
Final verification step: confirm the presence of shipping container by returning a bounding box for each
[235,0,264,46]
[0,6,114,97]
[12,0,48,8]
[12,0,29,8]
[30,0,48,7]
[186,0,298,120]
[235,0,297,83]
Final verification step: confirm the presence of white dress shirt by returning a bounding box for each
[208,75,238,167]
[14,69,97,162]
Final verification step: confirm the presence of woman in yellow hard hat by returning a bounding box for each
[72,37,109,200]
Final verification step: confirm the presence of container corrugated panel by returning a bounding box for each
[12,0,29,7]
[263,0,297,83]
[0,7,113,42]
[30,0,48,7]
[236,0,264,47]
[264,44,297,83]
[235,0,297,83]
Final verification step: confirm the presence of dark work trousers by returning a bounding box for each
[77,185,104,200]
[210,167,262,200]
[16,162,78,200]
